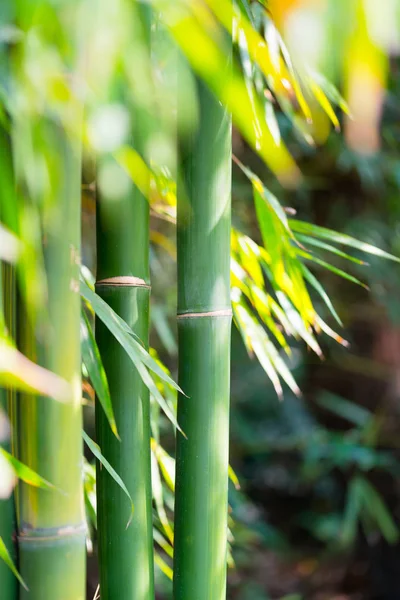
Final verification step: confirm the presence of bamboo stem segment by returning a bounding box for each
[95,9,154,596]
[0,263,17,600]
[173,64,232,600]
[17,124,86,599]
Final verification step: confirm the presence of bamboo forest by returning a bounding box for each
[2,0,400,599]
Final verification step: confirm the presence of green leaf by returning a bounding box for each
[153,528,173,558]
[0,535,28,590]
[357,477,399,544]
[81,311,118,438]
[341,477,362,546]
[151,450,174,543]
[308,71,351,116]
[80,280,184,434]
[296,234,367,265]
[297,249,369,289]
[82,431,134,526]
[229,465,240,490]
[316,392,371,427]
[0,448,55,491]
[0,341,71,402]
[290,220,400,263]
[154,551,173,580]
[300,264,343,326]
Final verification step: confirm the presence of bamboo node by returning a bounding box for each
[177,309,233,319]
[18,522,87,542]
[96,276,150,288]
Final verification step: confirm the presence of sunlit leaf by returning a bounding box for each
[0,448,55,491]
[290,220,400,263]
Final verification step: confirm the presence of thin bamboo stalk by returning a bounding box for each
[17,122,86,599]
[0,262,17,600]
[95,8,154,599]
[173,63,232,600]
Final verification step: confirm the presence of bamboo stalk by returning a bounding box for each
[95,8,154,599]
[16,122,86,599]
[0,263,17,599]
[173,62,232,600]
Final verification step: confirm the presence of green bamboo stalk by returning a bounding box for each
[0,263,17,600]
[16,122,86,599]
[95,8,154,599]
[173,61,232,600]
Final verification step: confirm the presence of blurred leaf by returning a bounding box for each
[0,448,54,491]
[153,527,173,558]
[0,536,27,590]
[151,449,174,543]
[357,476,399,544]
[229,464,241,490]
[0,224,20,264]
[316,392,371,427]
[0,341,71,402]
[154,551,173,580]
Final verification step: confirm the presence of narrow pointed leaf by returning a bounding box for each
[81,280,183,431]
[0,536,28,590]
[0,448,55,491]
[82,431,133,524]
[300,264,343,326]
[290,220,400,263]
[296,234,367,265]
[81,311,118,438]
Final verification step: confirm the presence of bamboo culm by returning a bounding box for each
[17,123,86,599]
[173,66,232,600]
[95,7,154,600]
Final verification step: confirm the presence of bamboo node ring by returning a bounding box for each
[96,276,151,288]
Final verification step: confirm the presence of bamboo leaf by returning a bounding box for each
[341,478,362,546]
[154,552,173,580]
[290,220,400,263]
[82,431,134,526]
[0,448,55,491]
[80,280,184,433]
[358,477,399,544]
[0,223,20,263]
[228,465,240,490]
[308,71,351,116]
[296,234,368,265]
[0,341,71,402]
[81,311,118,438]
[151,450,174,543]
[0,536,28,590]
[153,528,174,558]
[300,264,343,326]
[309,80,340,131]
[152,439,175,492]
[297,249,369,289]
[314,315,349,347]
